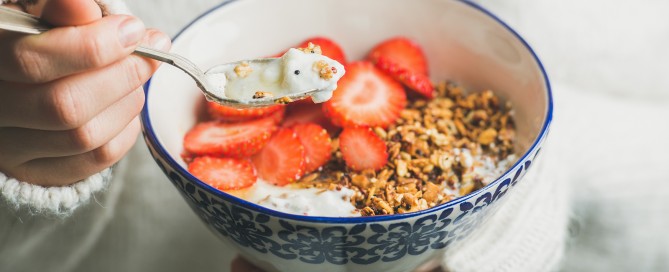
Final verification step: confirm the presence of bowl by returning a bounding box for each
[140,0,553,271]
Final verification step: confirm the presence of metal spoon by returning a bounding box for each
[0,6,321,108]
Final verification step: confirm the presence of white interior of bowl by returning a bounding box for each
[146,0,549,168]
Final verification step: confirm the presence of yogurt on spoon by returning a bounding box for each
[205,43,346,104]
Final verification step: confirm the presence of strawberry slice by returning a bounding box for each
[339,127,388,171]
[323,61,407,128]
[207,102,285,122]
[251,128,306,186]
[183,113,279,157]
[271,37,348,64]
[368,37,434,98]
[367,37,429,76]
[374,56,435,98]
[282,102,340,136]
[292,123,332,172]
[297,37,347,64]
[188,157,257,190]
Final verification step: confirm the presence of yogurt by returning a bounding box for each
[205,47,346,104]
[244,180,360,217]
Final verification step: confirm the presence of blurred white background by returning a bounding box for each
[128,0,669,271]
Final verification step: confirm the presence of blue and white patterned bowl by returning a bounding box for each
[140,0,552,271]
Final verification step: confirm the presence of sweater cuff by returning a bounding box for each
[0,168,113,216]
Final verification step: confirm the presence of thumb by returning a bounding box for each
[37,0,103,26]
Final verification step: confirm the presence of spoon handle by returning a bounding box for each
[0,5,49,34]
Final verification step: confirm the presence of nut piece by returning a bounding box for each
[372,197,394,215]
[275,96,293,104]
[298,42,323,54]
[234,61,253,78]
[313,60,335,80]
[477,128,498,145]
[253,91,273,99]
[396,159,409,177]
[360,207,375,216]
[423,182,440,203]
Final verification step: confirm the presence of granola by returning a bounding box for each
[298,42,323,55]
[253,91,273,99]
[233,61,253,78]
[313,60,335,80]
[293,82,516,216]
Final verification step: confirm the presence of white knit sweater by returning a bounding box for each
[2,0,669,272]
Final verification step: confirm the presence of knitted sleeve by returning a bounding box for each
[0,0,130,217]
[0,169,113,216]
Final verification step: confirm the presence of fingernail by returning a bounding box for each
[149,32,172,51]
[118,17,145,47]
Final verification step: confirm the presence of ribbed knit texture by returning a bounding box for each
[0,169,112,216]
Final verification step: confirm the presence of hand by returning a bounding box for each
[0,0,170,186]
[231,256,263,272]
[230,256,444,272]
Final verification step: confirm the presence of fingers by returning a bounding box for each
[0,14,146,83]
[41,0,103,26]
[231,256,264,272]
[0,87,144,164]
[7,116,141,187]
[0,25,171,186]
[0,30,170,129]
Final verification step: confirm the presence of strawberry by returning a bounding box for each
[368,37,435,98]
[251,128,306,186]
[323,61,407,128]
[367,37,429,76]
[188,157,257,190]
[373,56,435,98]
[297,37,347,64]
[207,102,285,122]
[292,123,332,172]
[283,102,340,135]
[338,127,388,171]
[183,112,279,157]
[272,37,347,64]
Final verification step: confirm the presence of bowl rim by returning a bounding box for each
[140,0,554,224]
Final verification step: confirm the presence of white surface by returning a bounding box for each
[478,1,669,271]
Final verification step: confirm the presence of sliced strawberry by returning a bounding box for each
[207,102,285,122]
[251,128,306,186]
[339,127,388,171]
[265,107,287,124]
[188,156,257,190]
[367,37,429,76]
[183,114,278,157]
[374,56,435,98]
[297,37,347,64]
[292,123,332,172]
[323,61,407,128]
[272,37,347,64]
[283,102,340,135]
